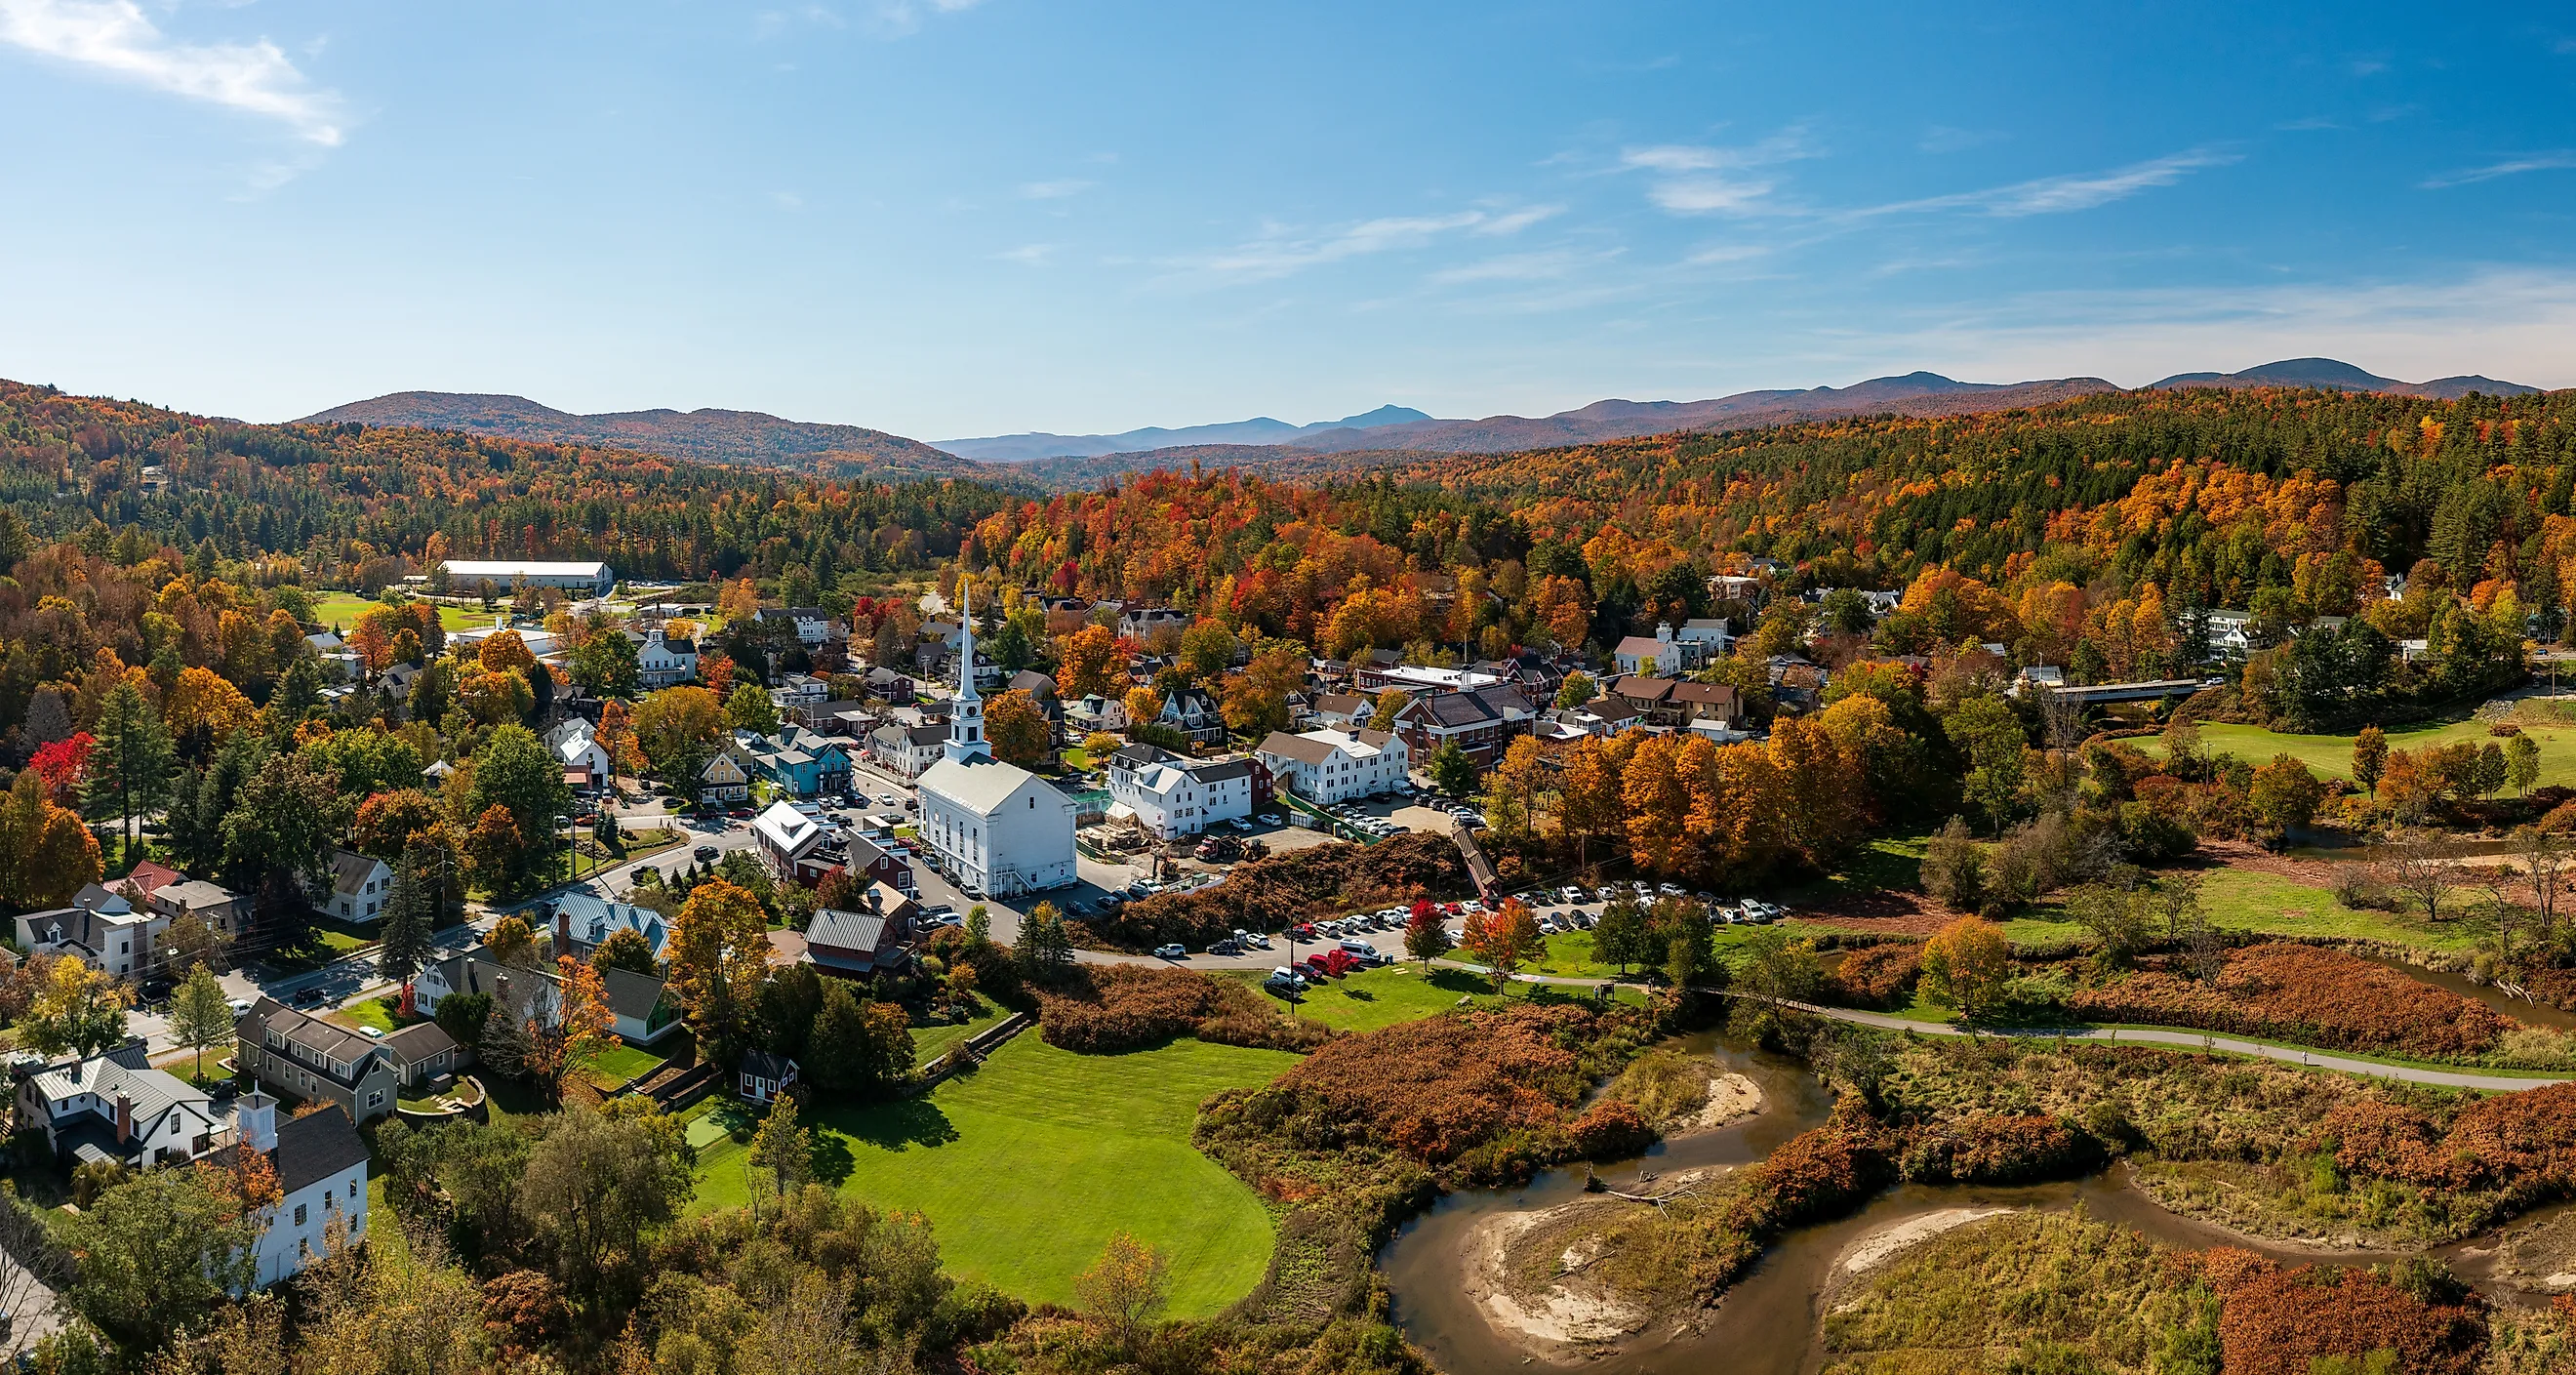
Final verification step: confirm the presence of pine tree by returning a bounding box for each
[85,680,174,868]
[376,847,435,984]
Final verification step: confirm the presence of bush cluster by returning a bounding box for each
[2063,943,2511,1060]
[1825,944,1922,1010]
[1079,832,1465,950]
[1032,964,1334,1055]
[2194,1248,2486,1375]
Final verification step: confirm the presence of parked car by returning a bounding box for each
[1153,943,1187,959]
[1337,938,1377,957]
[1537,918,1562,936]
[693,844,720,862]
[1264,967,1307,996]
[1210,939,1240,956]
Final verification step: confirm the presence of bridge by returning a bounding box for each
[2040,678,2214,706]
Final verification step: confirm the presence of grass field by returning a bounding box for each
[585,1044,665,1091]
[2151,719,2576,787]
[691,1033,1299,1315]
[1274,964,1492,1031]
[909,1006,1010,1067]
[311,592,483,633]
[2003,866,2485,953]
[326,994,407,1034]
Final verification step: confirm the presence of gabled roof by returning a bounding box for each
[807,903,907,955]
[918,755,1055,817]
[28,1049,208,1125]
[1609,675,1677,703]
[381,1022,459,1064]
[1614,635,1670,659]
[1669,681,1739,708]
[329,849,386,898]
[597,966,669,1022]
[241,998,389,1088]
[120,860,185,901]
[753,801,826,859]
[209,1104,368,1196]
[553,890,666,956]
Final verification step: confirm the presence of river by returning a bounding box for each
[1377,1029,2523,1375]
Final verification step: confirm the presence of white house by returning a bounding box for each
[219,1095,371,1290]
[758,607,845,648]
[1105,745,1268,838]
[1255,727,1411,805]
[1614,623,1714,676]
[1675,618,1734,654]
[16,886,167,980]
[636,627,699,689]
[14,1042,221,1169]
[1116,606,1191,642]
[2203,609,2257,656]
[547,717,616,789]
[915,587,1077,898]
[327,850,394,923]
[869,721,948,778]
[1153,687,1227,748]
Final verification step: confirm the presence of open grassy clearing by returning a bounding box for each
[690,1032,1298,1316]
[584,1043,665,1091]
[1269,963,1489,1031]
[324,994,409,1034]
[2147,718,2576,787]
[2005,867,2486,954]
[311,592,483,632]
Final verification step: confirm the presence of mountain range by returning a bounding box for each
[934,405,1434,462]
[302,358,2543,488]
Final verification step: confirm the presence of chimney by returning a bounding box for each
[238,1092,278,1153]
[554,905,572,955]
[114,1093,131,1144]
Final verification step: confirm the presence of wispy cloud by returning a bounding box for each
[1860,147,2239,219]
[1179,205,1557,282]
[2420,151,2576,189]
[1020,178,1093,200]
[1429,247,1612,286]
[1619,130,1816,218]
[996,243,1054,265]
[868,0,982,36]
[0,0,342,143]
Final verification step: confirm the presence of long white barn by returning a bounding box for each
[440,560,615,595]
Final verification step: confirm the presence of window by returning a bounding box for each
[294,1203,307,1227]
[367,1090,383,1109]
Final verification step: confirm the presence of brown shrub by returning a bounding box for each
[1897,1112,2095,1184]
[1826,944,1922,1010]
[1567,1099,1657,1161]
[1034,963,1340,1055]
[1082,832,1465,950]
[2063,943,2510,1060]
[2204,1254,2485,1375]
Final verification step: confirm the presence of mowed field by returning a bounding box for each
[311,592,483,632]
[691,1032,1300,1315]
[2153,720,2576,788]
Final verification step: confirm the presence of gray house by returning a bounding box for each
[236,998,404,1124]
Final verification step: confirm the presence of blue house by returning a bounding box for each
[549,891,668,964]
[735,727,853,798]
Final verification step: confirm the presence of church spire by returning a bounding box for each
[944,580,988,763]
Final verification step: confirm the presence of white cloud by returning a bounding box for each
[1182,205,1555,282]
[2420,152,2576,189]
[1020,178,1094,199]
[1856,147,2239,220]
[1618,130,1816,218]
[1683,243,1771,265]
[1429,248,1601,286]
[773,190,805,210]
[0,0,342,143]
[996,243,1053,265]
[868,0,982,36]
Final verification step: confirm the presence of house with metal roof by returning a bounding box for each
[438,559,615,596]
[1104,745,1272,838]
[12,1041,220,1168]
[550,891,667,964]
[17,884,169,980]
[1392,684,1538,769]
[1254,727,1410,805]
[804,886,918,976]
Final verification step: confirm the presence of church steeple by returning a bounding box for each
[945,581,989,763]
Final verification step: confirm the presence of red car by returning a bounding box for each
[730,808,753,819]
[1292,923,1318,941]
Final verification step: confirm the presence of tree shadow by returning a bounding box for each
[808,1131,857,1185]
[1429,968,1490,995]
[832,1098,960,1152]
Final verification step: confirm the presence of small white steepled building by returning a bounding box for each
[914,586,1077,898]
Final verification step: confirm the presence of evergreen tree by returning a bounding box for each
[376,846,436,984]
[85,681,174,867]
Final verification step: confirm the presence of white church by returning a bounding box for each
[915,588,1078,899]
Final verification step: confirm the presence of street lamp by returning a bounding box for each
[557,815,574,887]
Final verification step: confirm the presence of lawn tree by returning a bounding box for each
[590,926,657,974]
[2507,731,2542,796]
[2380,829,2451,924]
[86,679,175,866]
[2352,725,2389,795]
[633,686,725,790]
[984,689,1053,767]
[668,878,773,1062]
[168,964,233,1080]
[1013,902,1077,984]
[1590,898,1649,974]
[1944,696,2030,835]
[1462,900,1542,993]
[484,914,541,967]
[158,908,227,973]
[1219,646,1306,737]
[20,956,131,1057]
[1479,737,1548,844]
[726,684,781,736]
[1073,1232,1170,1358]
[1919,916,2012,1021]
[1427,742,1478,799]
[2247,753,2324,844]
[1081,730,1123,759]
[376,846,436,983]
[1919,816,1988,914]
[2066,883,2155,967]
[745,1094,814,1217]
[518,1107,693,1309]
[1554,670,1597,708]
[1734,927,1822,1019]
[1553,736,1625,873]
[222,750,342,945]
[0,771,100,909]
[64,1165,260,1359]
[1367,688,1409,732]
[544,957,619,1104]
[1402,900,1453,966]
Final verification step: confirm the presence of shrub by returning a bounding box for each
[2198,1250,2485,1375]
[1034,964,1337,1055]
[1566,1099,1657,1160]
[1084,832,1465,950]
[1898,1113,2097,1185]
[1827,944,1922,1010]
[2062,944,2510,1061]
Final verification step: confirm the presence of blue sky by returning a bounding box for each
[5,1,2574,438]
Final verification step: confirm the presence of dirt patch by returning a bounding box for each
[2180,838,2343,887]
[1799,890,1963,936]
[1465,1199,1654,1356]
[1822,1208,2016,1310]
[2478,1206,2576,1297]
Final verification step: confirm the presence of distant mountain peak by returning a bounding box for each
[933,404,1442,463]
[2149,357,2535,399]
[298,390,975,478]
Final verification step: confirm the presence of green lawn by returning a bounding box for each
[585,1044,665,1091]
[326,995,407,1034]
[1272,964,1493,1031]
[2008,866,2485,953]
[909,1006,1009,1067]
[2151,719,2576,788]
[691,1033,1299,1316]
[312,592,482,633]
